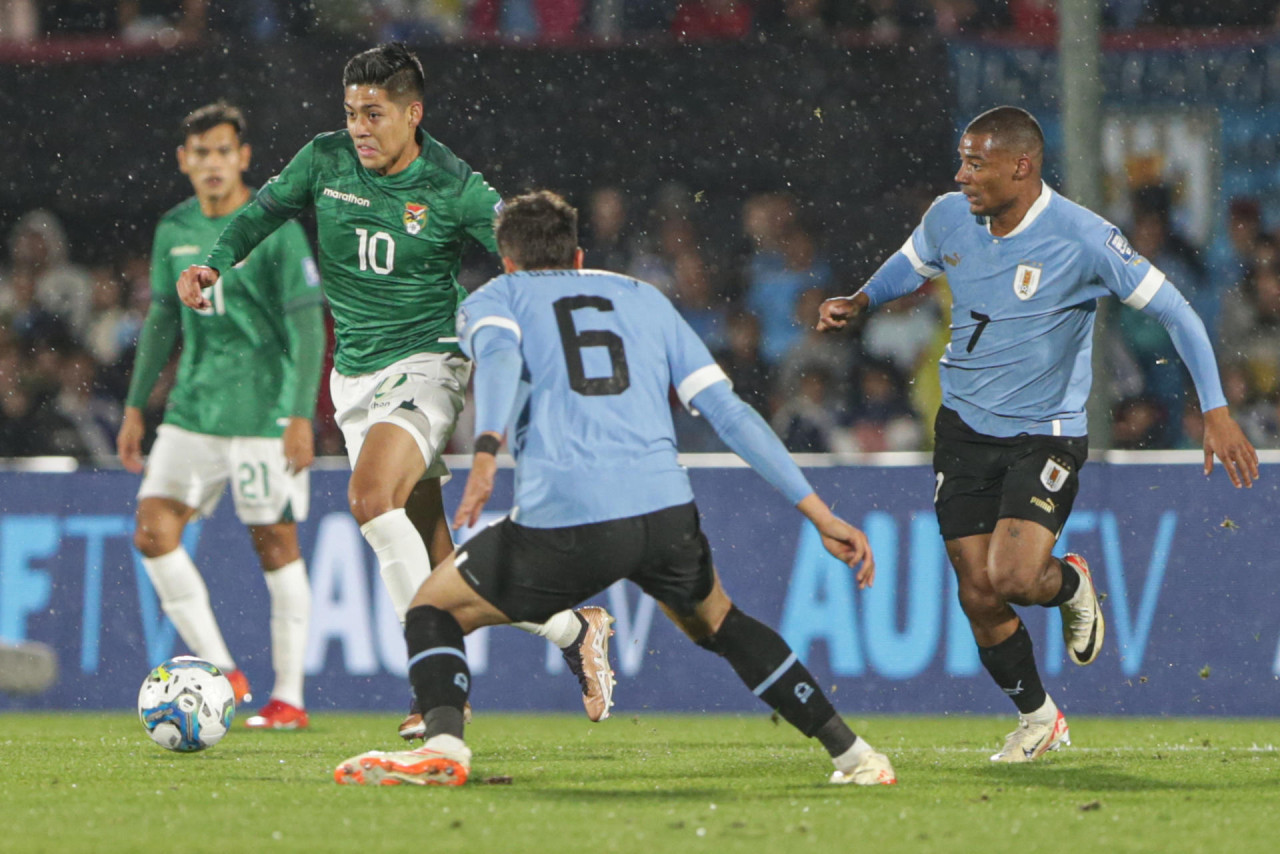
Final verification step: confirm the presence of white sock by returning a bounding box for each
[512,610,583,649]
[832,735,877,773]
[264,558,309,709]
[360,508,431,624]
[141,548,235,671]
[1025,695,1059,725]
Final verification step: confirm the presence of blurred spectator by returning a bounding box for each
[0,0,38,40]
[774,286,856,415]
[1205,197,1264,296]
[771,366,853,453]
[672,0,752,40]
[1110,395,1167,450]
[1218,236,1280,401]
[83,265,137,368]
[845,358,922,452]
[471,0,586,39]
[119,0,206,43]
[860,281,940,381]
[628,188,700,296]
[581,185,636,274]
[712,310,771,414]
[670,250,728,351]
[39,0,120,34]
[48,348,121,463]
[1,210,92,342]
[1115,197,1207,445]
[741,192,831,365]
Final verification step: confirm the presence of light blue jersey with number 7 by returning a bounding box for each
[457,269,730,528]
[858,182,1227,438]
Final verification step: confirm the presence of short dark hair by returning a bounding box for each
[342,42,425,104]
[496,191,579,270]
[181,101,245,143]
[964,106,1044,158]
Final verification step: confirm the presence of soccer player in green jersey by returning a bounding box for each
[176,44,616,737]
[119,102,326,730]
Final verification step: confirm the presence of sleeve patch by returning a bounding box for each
[302,257,321,288]
[1106,227,1137,262]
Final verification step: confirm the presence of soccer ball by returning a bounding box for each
[138,656,236,752]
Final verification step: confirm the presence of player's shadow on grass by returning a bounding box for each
[974,764,1279,792]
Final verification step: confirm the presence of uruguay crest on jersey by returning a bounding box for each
[1013,263,1042,300]
[403,202,428,235]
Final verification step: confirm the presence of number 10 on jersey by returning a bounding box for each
[356,228,396,275]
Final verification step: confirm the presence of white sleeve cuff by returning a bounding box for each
[676,364,730,411]
[900,237,943,279]
[1121,266,1165,310]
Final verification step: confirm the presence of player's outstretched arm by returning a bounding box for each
[176,265,220,311]
[797,494,876,587]
[1202,406,1260,488]
[816,292,869,332]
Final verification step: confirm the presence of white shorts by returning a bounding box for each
[138,424,311,525]
[330,352,471,480]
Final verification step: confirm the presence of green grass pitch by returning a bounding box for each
[2,713,1277,853]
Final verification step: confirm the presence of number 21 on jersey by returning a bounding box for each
[356,228,396,275]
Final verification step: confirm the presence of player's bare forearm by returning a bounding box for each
[1202,406,1260,488]
[283,418,314,472]
[176,265,220,310]
[117,407,146,474]
[453,437,500,530]
[797,493,875,587]
[816,292,869,332]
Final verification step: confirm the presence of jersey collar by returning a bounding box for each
[985,180,1052,238]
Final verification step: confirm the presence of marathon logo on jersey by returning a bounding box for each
[169,244,201,257]
[322,187,372,207]
[403,203,428,235]
[1106,226,1137,262]
[1040,458,1070,493]
[1013,263,1042,301]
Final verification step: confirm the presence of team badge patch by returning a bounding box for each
[403,203,428,235]
[1013,264,1042,301]
[1040,458,1070,493]
[1106,226,1137,262]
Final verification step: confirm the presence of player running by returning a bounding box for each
[333,190,896,787]
[119,101,323,729]
[175,44,614,735]
[817,106,1258,762]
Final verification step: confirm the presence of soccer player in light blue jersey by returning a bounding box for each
[818,106,1259,763]
[334,190,897,788]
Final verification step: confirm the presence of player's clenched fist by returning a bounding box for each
[176,264,220,310]
[816,292,869,332]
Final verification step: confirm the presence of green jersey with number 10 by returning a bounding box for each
[207,128,501,377]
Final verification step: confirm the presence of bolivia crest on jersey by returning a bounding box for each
[1013,263,1042,301]
[403,203,428,235]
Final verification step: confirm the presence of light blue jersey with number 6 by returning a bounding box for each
[457,269,731,527]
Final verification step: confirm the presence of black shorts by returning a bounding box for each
[932,406,1088,541]
[453,502,716,624]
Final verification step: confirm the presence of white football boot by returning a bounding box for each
[829,751,898,785]
[1060,553,1105,666]
[335,734,472,786]
[990,709,1070,763]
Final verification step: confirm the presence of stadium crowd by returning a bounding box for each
[4,1,1279,45]
[1,176,1277,462]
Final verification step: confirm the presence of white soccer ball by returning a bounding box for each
[137,656,236,752]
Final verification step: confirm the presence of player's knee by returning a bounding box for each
[987,564,1038,606]
[347,477,396,526]
[133,522,178,558]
